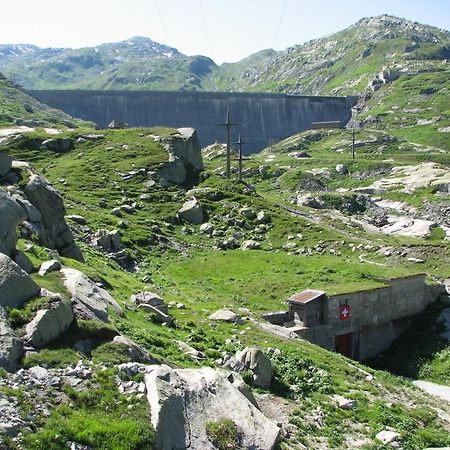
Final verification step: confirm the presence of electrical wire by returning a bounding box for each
[153,0,172,47]
[273,0,287,49]
[199,0,213,59]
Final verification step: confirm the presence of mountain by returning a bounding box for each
[215,14,450,95]
[0,36,216,90]
[1,15,449,95]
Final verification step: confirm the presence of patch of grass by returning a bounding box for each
[205,418,241,450]
[22,348,81,369]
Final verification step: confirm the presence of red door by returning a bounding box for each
[335,332,353,358]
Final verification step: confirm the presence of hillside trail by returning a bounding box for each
[413,380,450,403]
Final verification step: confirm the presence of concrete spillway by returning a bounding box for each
[28,90,355,153]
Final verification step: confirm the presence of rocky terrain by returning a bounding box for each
[0,13,449,450]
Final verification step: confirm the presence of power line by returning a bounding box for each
[153,0,172,47]
[199,0,213,58]
[273,0,287,49]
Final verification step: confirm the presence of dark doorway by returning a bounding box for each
[335,332,353,358]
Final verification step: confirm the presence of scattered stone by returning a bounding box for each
[130,292,168,314]
[335,163,348,175]
[25,299,74,348]
[334,395,358,410]
[256,210,271,224]
[93,229,122,252]
[38,259,62,276]
[208,309,242,323]
[145,365,280,450]
[375,430,400,445]
[66,215,87,225]
[0,253,40,308]
[176,340,205,361]
[178,198,204,224]
[200,222,214,235]
[240,207,257,220]
[139,303,173,325]
[241,239,261,250]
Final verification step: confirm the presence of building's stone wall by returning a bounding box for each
[275,275,443,360]
[27,90,355,153]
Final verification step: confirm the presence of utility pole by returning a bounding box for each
[216,108,240,179]
[234,134,250,181]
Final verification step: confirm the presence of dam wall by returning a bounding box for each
[28,90,355,153]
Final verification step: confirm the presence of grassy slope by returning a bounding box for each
[2,121,450,448]
[0,74,90,128]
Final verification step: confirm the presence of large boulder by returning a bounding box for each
[178,198,204,224]
[0,307,23,371]
[0,253,40,308]
[0,152,12,177]
[24,175,83,261]
[145,365,279,450]
[92,229,121,252]
[61,267,124,322]
[25,299,74,348]
[157,128,204,185]
[41,138,73,152]
[0,188,27,257]
[112,335,156,364]
[208,309,241,323]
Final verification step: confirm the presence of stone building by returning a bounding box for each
[263,274,444,360]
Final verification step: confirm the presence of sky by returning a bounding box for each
[1,0,449,64]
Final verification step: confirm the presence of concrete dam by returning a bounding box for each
[28,90,355,153]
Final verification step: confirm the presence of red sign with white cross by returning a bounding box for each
[339,304,351,320]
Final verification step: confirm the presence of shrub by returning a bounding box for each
[205,418,240,450]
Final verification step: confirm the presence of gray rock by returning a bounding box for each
[41,138,73,152]
[130,291,168,314]
[235,347,273,388]
[334,395,358,410]
[200,222,214,235]
[335,163,348,175]
[0,307,23,371]
[0,253,40,308]
[256,210,271,224]
[375,430,400,444]
[66,215,87,225]
[92,229,122,252]
[145,365,279,450]
[240,207,257,219]
[112,335,156,364]
[38,259,61,276]
[0,152,12,177]
[241,239,261,251]
[176,340,205,361]
[24,175,83,261]
[138,303,173,325]
[13,251,33,274]
[25,299,74,347]
[0,188,27,257]
[178,198,204,224]
[208,309,241,323]
[13,195,42,222]
[61,267,124,322]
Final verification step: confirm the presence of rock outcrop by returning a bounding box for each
[61,267,124,322]
[0,152,13,177]
[0,253,40,308]
[145,365,279,450]
[157,128,204,185]
[0,188,27,257]
[24,175,83,261]
[0,307,23,371]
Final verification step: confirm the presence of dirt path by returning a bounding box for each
[413,380,450,403]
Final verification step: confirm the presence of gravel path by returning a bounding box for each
[413,380,450,403]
